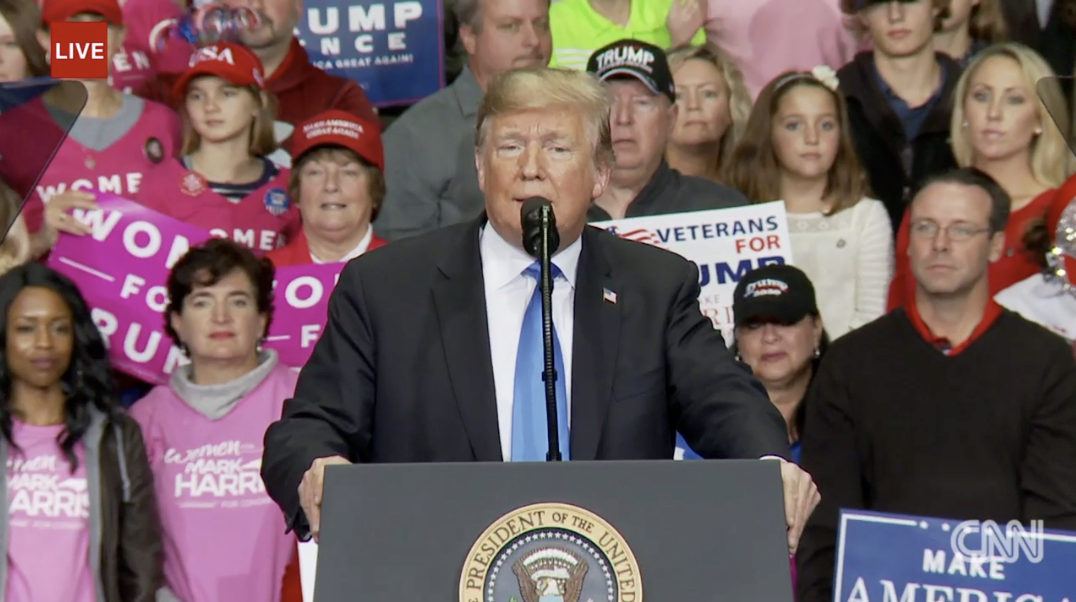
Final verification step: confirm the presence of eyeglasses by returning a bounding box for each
[909,220,991,242]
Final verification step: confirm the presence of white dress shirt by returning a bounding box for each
[310,226,373,264]
[480,222,581,461]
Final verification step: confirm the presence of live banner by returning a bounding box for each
[592,202,794,461]
[47,193,340,385]
[295,0,445,107]
[835,509,1076,602]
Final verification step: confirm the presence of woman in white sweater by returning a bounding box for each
[722,67,893,339]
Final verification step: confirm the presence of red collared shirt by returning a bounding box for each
[905,297,1004,356]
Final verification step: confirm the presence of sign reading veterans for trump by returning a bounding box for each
[592,202,794,338]
[460,502,642,602]
[835,509,1076,602]
[295,0,444,107]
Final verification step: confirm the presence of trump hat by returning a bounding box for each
[172,42,266,97]
[586,39,675,103]
[41,0,123,25]
[291,110,385,172]
[732,264,819,328]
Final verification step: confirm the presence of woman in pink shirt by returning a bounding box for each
[0,263,164,602]
[129,238,298,602]
[703,0,859,98]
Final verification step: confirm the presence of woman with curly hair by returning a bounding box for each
[0,263,164,602]
[130,238,298,602]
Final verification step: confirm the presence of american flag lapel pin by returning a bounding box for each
[603,288,618,304]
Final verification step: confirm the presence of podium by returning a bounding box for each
[313,459,794,601]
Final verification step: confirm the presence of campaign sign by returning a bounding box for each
[593,203,794,462]
[835,509,1076,602]
[296,0,445,107]
[47,194,209,384]
[592,202,794,338]
[263,263,341,368]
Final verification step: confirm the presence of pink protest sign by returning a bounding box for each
[47,193,345,382]
[47,193,212,385]
[263,263,341,368]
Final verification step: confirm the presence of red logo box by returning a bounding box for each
[50,21,109,80]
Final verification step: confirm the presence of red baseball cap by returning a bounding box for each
[41,0,123,25]
[172,42,266,98]
[291,110,385,171]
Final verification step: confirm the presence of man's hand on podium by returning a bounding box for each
[299,455,352,542]
[773,458,821,554]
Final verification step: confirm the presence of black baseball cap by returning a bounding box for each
[732,264,819,328]
[585,39,676,103]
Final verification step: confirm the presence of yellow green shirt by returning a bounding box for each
[549,0,706,70]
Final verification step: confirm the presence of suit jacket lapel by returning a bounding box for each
[570,227,620,460]
[432,216,503,461]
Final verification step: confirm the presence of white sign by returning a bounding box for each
[592,202,794,340]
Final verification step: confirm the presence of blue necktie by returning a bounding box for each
[511,262,570,461]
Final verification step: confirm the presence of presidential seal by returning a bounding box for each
[459,502,641,602]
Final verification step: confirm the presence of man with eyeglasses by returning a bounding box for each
[794,167,1076,602]
[584,39,747,221]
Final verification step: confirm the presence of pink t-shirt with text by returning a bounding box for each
[6,422,95,602]
[130,365,299,602]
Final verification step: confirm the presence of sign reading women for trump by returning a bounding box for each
[47,194,344,384]
[592,202,794,338]
[296,0,444,107]
[46,194,209,384]
[834,509,1076,602]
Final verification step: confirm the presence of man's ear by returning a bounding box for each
[475,147,486,194]
[988,230,1006,262]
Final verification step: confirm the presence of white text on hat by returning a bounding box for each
[745,279,789,298]
[190,44,234,67]
[595,45,655,74]
[304,119,363,140]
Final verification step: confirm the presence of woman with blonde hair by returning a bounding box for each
[888,42,1071,309]
[0,179,30,276]
[934,0,1009,66]
[723,68,893,339]
[664,43,752,183]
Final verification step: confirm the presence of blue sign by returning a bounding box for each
[836,510,1076,602]
[295,0,445,107]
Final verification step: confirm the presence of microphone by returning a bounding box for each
[519,197,563,462]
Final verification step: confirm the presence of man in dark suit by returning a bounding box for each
[260,66,821,552]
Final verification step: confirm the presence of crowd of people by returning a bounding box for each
[1,0,1076,599]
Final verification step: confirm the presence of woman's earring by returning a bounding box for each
[1034,127,1043,136]
[814,347,821,358]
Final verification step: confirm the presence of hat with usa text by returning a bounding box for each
[172,42,265,97]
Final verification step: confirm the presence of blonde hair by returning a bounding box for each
[180,83,279,157]
[722,72,869,213]
[666,42,753,172]
[475,67,614,168]
[0,180,29,275]
[950,43,1072,188]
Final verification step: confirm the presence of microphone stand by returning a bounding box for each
[538,206,561,462]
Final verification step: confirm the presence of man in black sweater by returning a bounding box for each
[796,168,1076,602]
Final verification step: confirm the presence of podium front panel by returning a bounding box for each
[315,460,792,601]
